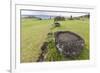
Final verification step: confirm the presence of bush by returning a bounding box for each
[54,16,65,22]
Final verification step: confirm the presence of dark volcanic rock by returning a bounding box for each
[54,31,85,57]
[54,22,60,27]
[37,42,48,62]
[37,53,44,62]
[41,42,48,53]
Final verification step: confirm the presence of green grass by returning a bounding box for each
[21,18,89,63]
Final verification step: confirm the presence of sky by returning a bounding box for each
[21,10,89,18]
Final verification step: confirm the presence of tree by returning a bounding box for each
[69,15,73,20]
[54,16,65,22]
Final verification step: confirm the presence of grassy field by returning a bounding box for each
[21,18,89,63]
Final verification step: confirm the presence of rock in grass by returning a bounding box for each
[54,31,85,57]
[54,22,60,27]
[37,42,48,62]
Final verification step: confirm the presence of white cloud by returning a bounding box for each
[21,10,88,17]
